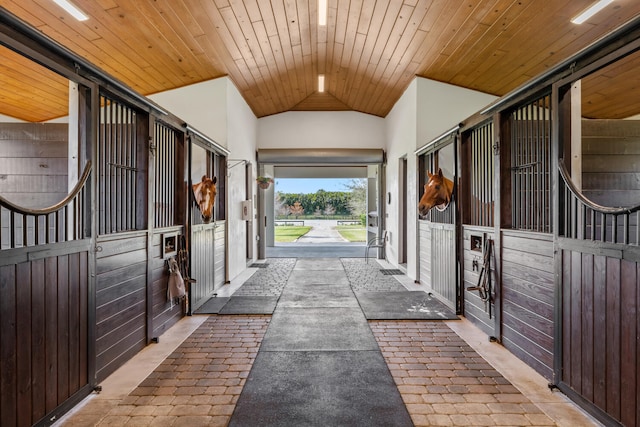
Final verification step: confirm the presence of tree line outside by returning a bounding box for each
[275,179,367,221]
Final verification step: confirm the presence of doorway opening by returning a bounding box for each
[255,149,385,259]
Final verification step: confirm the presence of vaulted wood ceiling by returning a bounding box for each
[1,0,640,122]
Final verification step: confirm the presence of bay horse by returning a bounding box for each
[192,175,217,223]
[418,168,454,216]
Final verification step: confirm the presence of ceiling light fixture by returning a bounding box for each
[318,0,327,26]
[571,0,614,24]
[52,0,89,21]
[318,75,325,92]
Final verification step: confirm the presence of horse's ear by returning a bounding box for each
[212,176,217,184]
[427,171,433,178]
[438,168,443,177]
[201,175,208,182]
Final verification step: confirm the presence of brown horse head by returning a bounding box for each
[418,168,454,216]
[192,175,217,223]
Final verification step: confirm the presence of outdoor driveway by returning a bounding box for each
[295,220,347,243]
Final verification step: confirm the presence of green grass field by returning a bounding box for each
[336,225,366,242]
[274,225,312,242]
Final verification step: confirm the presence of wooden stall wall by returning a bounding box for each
[150,121,186,338]
[582,119,640,207]
[0,123,69,209]
[214,222,226,289]
[190,222,226,311]
[557,153,640,425]
[461,121,495,335]
[1,247,91,427]
[499,94,555,380]
[559,245,639,426]
[0,105,94,426]
[429,223,457,310]
[95,232,148,381]
[501,230,554,379]
[150,230,183,337]
[418,220,431,288]
[94,93,150,382]
[462,228,495,336]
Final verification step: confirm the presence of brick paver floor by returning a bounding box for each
[94,316,269,427]
[371,320,557,427]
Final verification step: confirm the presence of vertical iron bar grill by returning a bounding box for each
[469,121,494,226]
[98,94,138,234]
[559,166,639,245]
[510,94,552,233]
[154,122,177,228]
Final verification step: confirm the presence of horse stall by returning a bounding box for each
[459,120,498,337]
[497,93,555,380]
[0,121,93,427]
[187,131,228,313]
[449,19,640,426]
[0,12,219,424]
[416,131,459,312]
[93,93,192,381]
[551,43,640,425]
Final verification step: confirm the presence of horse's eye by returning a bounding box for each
[435,185,440,190]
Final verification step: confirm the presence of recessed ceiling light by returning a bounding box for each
[318,75,325,92]
[571,0,614,24]
[318,0,327,26]
[52,0,89,22]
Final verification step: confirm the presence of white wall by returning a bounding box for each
[385,79,418,275]
[226,81,259,280]
[384,77,497,281]
[416,78,497,147]
[257,111,385,149]
[0,113,24,123]
[149,78,229,148]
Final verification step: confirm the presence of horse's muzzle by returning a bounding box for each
[201,214,212,224]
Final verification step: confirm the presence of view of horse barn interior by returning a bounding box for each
[2,0,640,426]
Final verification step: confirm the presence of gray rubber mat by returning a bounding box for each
[260,307,379,351]
[278,284,360,308]
[229,350,413,427]
[355,291,459,320]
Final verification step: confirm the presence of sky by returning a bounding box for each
[275,178,354,194]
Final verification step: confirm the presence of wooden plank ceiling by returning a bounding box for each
[1,0,640,122]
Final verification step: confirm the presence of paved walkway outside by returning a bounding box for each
[269,219,367,258]
[55,258,600,427]
[295,219,350,243]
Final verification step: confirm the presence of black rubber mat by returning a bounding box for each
[379,268,404,275]
[218,296,279,315]
[249,263,269,268]
[193,297,229,314]
[355,291,459,320]
[229,350,413,427]
[194,296,279,314]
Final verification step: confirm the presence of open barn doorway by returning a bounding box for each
[256,149,385,259]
